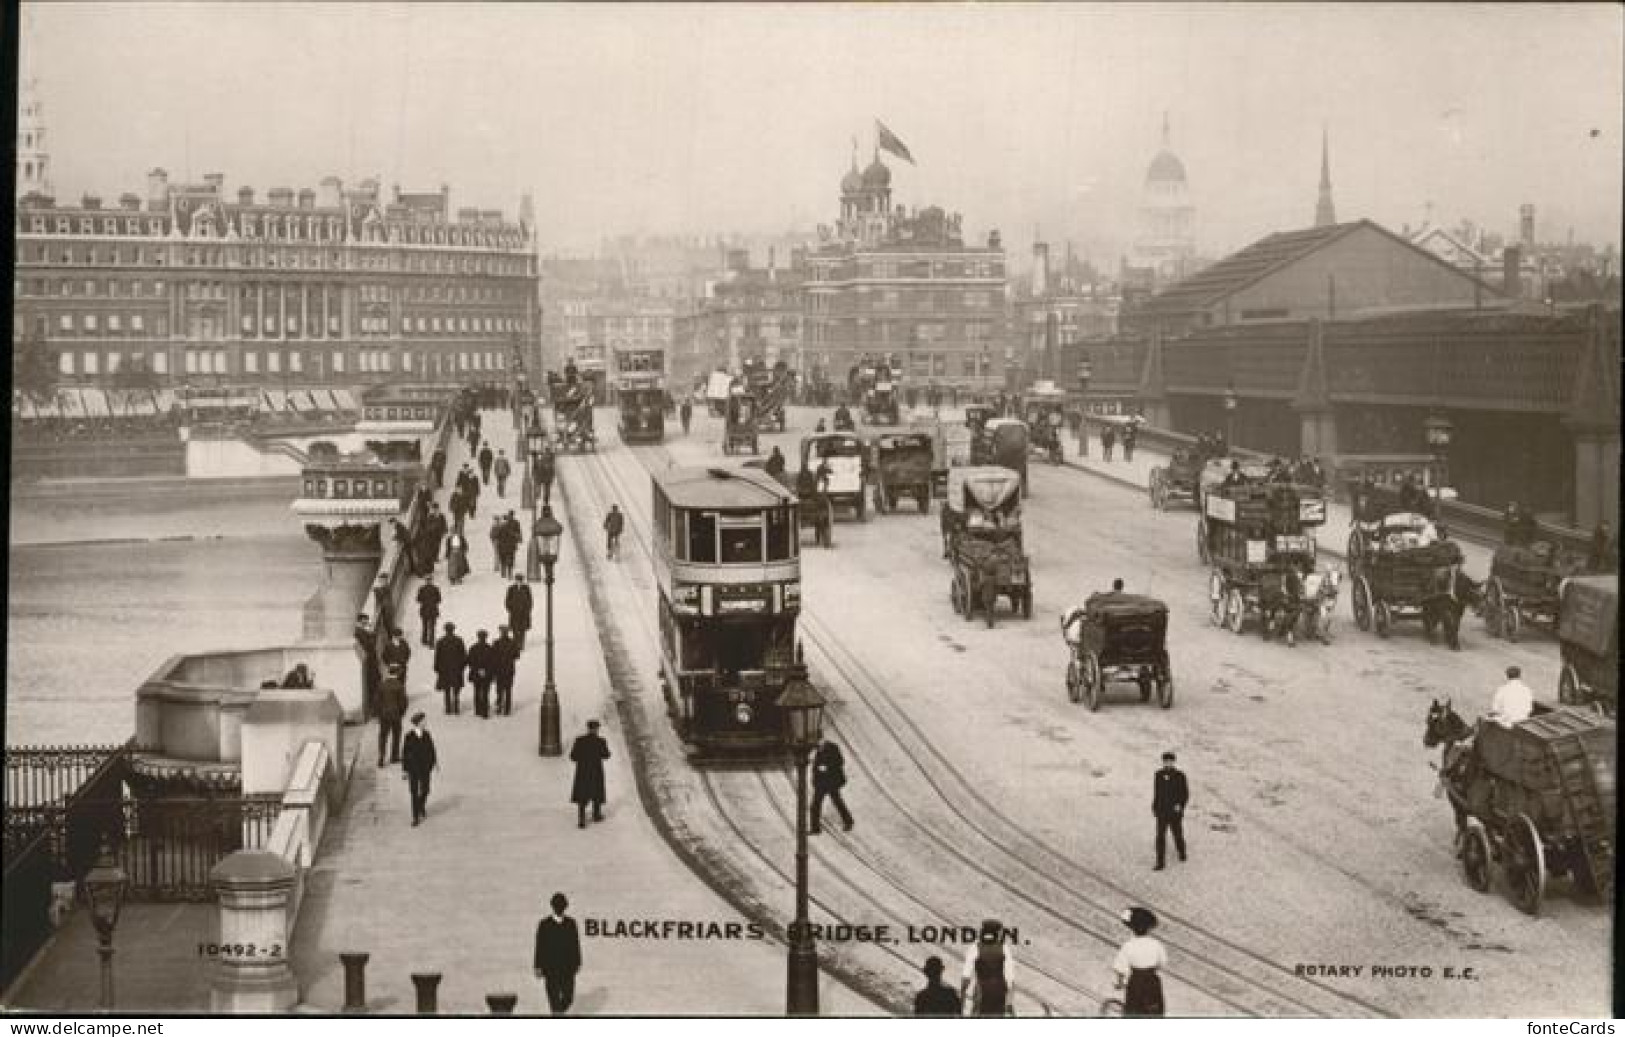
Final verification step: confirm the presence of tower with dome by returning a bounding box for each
[1134,113,1197,284]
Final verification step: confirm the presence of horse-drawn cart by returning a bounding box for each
[1348,513,1474,648]
[1429,702,1614,915]
[1199,477,1327,642]
[1484,542,1591,642]
[1062,594,1173,711]
[942,466,1031,627]
[870,432,933,515]
[1558,575,1616,714]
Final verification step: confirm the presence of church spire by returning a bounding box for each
[1314,126,1337,227]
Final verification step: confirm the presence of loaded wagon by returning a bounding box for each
[942,466,1031,627]
[869,432,933,514]
[1199,475,1327,642]
[1062,593,1173,711]
[1484,541,1592,642]
[722,388,760,456]
[1348,512,1475,649]
[1558,575,1616,714]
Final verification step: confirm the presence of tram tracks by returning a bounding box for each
[569,433,1388,1017]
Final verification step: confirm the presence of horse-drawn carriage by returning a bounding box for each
[744,358,793,434]
[1149,447,1209,512]
[913,418,972,499]
[869,432,933,515]
[800,432,867,521]
[1483,541,1592,642]
[722,388,760,455]
[551,381,597,452]
[980,418,1030,496]
[1199,477,1331,644]
[1021,383,1068,465]
[942,466,1031,627]
[1062,593,1174,711]
[1348,511,1476,649]
[1558,575,1616,714]
[1426,701,1614,915]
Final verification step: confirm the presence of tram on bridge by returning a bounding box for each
[651,466,804,756]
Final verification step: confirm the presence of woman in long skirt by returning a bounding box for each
[1112,906,1167,1016]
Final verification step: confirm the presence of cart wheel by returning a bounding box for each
[919,491,931,515]
[1082,652,1102,712]
[1559,664,1583,705]
[1504,603,1521,643]
[1225,589,1246,634]
[1352,576,1372,631]
[1138,669,1153,702]
[1196,521,1210,565]
[1484,579,1505,638]
[1148,471,1159,506]
[856,492,867,522]
[1066,657,1083,704]
[1506,813,1546,916]
[1158,672,1175,709]
[1374,601,1392,638]
[1021,589,1033,619]
[1209,571,1227,626]
[950,577,964,615]
[1461,825,1492,893]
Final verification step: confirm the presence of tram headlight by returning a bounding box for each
[735,703,753,726]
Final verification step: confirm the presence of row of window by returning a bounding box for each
[18,239,535,277]
[51,313,166,336]
[18,277,170,298]
[56,347,511,378]
[805,289,997,312]
[809,258,1005,281]
[302,476,405,501]
[803,319,996,345]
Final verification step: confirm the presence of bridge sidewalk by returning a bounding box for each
[290,409,874,1016]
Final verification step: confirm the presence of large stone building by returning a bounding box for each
[12,171,539,389]
[1014,240,1120,388]
[802,152,1007,391]
[1133,114,1198,285]
[671,248,805,392]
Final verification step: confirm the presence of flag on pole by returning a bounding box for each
[875,119,915,165]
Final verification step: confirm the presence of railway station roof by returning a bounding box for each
[656,466,795,508]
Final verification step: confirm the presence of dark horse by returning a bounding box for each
[1422,698,1478,838]
[1420,564,1481,651]
[1257,567,1305,646]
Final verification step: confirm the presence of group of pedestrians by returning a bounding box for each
[1100,421,1137,461]
[489,512,526,578]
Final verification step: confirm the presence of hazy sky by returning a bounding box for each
[19,2,1624,262]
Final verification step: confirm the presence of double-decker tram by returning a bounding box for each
[615,347,667,444]
[651,466,802,756]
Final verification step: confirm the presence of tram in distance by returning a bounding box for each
[651,466,804,756]
[617,371,666,444]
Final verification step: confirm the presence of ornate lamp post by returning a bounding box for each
[777,668,827,1016]
[1075,353,1093,457]
[1223,382,1239,451]
[84,839,129,1011]
[533,507,564,757]
[1424,411,1455,511]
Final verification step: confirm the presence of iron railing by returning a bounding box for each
[4,744,126,809]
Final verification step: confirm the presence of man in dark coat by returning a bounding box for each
[506,575,534,651]
[1590,520,1615,572]
[569,720,611,827]
[533,892,582,1015]
[416,578,442,648]
[494,450,512,497]
[811,739,854,834]
[433,622,468,715]
[466,629,496,719]
[430,446,448,489]
[353,613,380,717]
[448,486,469,535]
[492,625,519,716]
[679,397,693,434]
[1153,751,1189,870]
[914,956,963,1016]
[390,518,417,577]
[496,513,523,580]
[478,442,495,484]
[376,664,408,767]
[603,504,625,560]
[382,627,412,681]
[401,712,438,826]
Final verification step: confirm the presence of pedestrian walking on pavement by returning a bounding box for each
[569,720,612,827]
[1102,424,1116,461]
[494,450,512,497]
[506,575,534,651]
[679,398,693,435]
[382,627,412,681]
[1113,907,1167,1016]
[497,512,522,580]
[391,518,418,577]
[479,442,495,485]
[914,956,963,1016]
[434,623,468,715]
[445,531,471,585]
[449,486,470,535]
[533,892,582,1015]
[1122,422,1137,461]
[490,515,506,573]
[960,919,1015,1016]
[1153,751,1189,870]
[416,507,445,577]
[604,504,625,560]
[402,712,438,826]
[416,578,443,648]
[467,629,496,719]
[377,664,408,767]
[493,625,519,715]
[811,739,854,833]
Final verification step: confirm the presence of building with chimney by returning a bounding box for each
[1014,238,1120,388]
[671,248,805,392]
[13,172,539,389]
[800,149,1007,392]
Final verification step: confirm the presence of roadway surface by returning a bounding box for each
[555,402,1607,1018]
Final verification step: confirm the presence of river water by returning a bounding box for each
[7,486,318,746]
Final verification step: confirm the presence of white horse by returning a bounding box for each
[1300,567,1341,643]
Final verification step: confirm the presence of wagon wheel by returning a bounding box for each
[1351,575,1372,631]
[1196,520,1210,565]
[1505,813,1546,916]
[1225,588,1247,634]
[1138,668,1153,702]
[1209,571,1227,626]
[1374,601,1392,638]
[950,575,965,615]
[918,488,931,514]
[1020,588,1033,619]
[1157,670,1175,709]
[1148,470,1159,506]
[1504,602,1522,643]
[1066,656,1084,704]
[856,490,867,522]
[1155,479,1169,511]
[1461,825,1492,893]
[1559,664,1583,706]
[1082,651,1103,712]
[1483,578,1506,638]
[1345,529,1362,563]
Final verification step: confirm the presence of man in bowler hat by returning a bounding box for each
[569,720,611,828]
[1153,751,1189,870]
[533,892,582,1014]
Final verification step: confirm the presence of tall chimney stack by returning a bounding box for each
[1033,241,1050,297]
[1519,204,1535,248]
[1503,245,1523,298]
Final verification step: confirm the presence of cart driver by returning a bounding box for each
[1487,665,1534,727]
[834,403,853,428]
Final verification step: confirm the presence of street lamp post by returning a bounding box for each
[1075,354,1093,457]
[1424,411,1455,514]
[1224,383,1239,453]
[84,839,129,1011]
[533,507,564,757]
[777,663,827,1016]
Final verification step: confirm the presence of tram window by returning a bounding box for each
[766,508,792,559]
[720,525,762,564]
[688,512,716,562]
